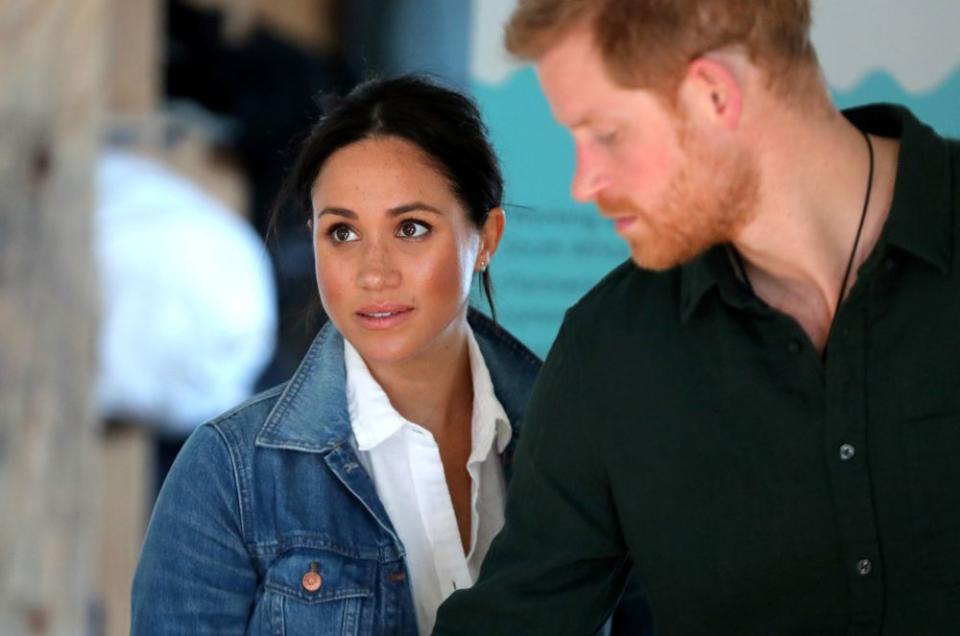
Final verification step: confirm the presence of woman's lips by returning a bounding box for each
[355,305,414,330]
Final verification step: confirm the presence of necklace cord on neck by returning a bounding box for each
[837,129,874,310]
[732,128,875,321]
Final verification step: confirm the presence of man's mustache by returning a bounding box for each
[597,195,643,218]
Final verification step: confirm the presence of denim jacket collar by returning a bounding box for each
[255,320,353,453]
[255,308,541,460]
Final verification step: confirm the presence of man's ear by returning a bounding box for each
[679,55,743,131]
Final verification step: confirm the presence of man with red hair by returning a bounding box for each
[435,1,960,633]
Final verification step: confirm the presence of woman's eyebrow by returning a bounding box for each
[388,202,445,216]
[316,203,445,219]
[316,207,358,219]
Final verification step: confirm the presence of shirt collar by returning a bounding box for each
[344,327,512,456]
[846,104,953,275]
[679,244,740,323]
[344,339,407,451]
[466,326,513,458]
[679,103,954,323]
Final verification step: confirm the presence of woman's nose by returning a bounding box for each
[356,241,401,290]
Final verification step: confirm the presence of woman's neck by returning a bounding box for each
[363,319,475,440]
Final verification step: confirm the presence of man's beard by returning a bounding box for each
[598,131,760,271]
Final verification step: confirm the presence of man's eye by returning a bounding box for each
[594,129,618,145]
[397,220,431,239]
[329,224,359,243]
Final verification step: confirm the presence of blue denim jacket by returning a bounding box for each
[131,310,541,635]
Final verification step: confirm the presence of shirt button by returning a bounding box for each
[302,562,323,592]
[787,339,802,354]
[857,558,873,576]
[884,256,896,271]
[839,443,856,461]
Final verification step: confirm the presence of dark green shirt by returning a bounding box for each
[434,105,960,635]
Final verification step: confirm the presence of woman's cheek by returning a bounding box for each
[315,259,348,315]
[421,246,471,304]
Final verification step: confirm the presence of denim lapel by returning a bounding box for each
[255,322,401,548]
[468,309,542,483]
[324,443,401,546]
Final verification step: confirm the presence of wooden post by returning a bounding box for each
[97,422,151,636]
[0,0,105,634]
[98,2,162,635]
[107,0,161,116]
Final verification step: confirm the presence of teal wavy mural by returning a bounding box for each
[832,67,960,137]
[472,69,627,355]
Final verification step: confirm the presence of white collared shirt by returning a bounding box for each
[344,329,511,636]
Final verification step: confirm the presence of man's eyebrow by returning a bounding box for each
[316,207,358,219]
[388,202,445,216]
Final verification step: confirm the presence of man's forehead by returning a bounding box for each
[534,30,618,127]
[536,46,654,129]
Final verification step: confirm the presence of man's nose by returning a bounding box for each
[570,144,609,202]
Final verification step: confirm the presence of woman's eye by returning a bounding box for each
[397,220,430,239]
[329,224,359,243]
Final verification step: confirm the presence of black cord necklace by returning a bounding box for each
[734,128,875,321]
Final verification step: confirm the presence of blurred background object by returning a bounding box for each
[95,149,276,464]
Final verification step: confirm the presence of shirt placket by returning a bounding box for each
[824,289,884,633]
[405,426,472,597]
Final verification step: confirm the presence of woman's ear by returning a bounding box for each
[476,207,506,272]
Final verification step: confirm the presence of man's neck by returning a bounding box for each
[731,107,900,351]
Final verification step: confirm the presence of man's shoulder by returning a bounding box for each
[565,258,680,330]
[948,135,960,167]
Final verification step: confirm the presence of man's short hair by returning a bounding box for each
[506,0,818,98]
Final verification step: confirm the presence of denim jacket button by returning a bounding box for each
[302,562,323,592]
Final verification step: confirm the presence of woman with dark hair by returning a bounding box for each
[130,76,541,635]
